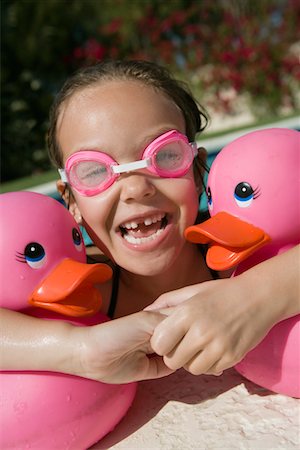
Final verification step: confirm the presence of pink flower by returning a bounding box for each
[84,38,106,60]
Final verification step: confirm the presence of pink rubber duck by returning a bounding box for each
[0,191,137,449]
[185,128,300,398]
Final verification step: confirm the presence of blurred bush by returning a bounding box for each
[2,0,299,182]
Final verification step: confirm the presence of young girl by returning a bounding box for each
[1,60,299,382]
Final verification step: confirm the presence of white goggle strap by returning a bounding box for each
[58,168,68,183]
[190,142,198,156]
[112,158,152,174]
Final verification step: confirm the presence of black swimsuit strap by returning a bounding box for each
[107,264,120,318]
[209,266,219,279]
[199,244,220,280]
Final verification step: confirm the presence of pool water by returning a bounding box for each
[199,151,218,211]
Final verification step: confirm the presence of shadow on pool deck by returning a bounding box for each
[91,368,278,449]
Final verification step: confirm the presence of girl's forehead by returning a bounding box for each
[57,80,185,159]
[62,79,182,121]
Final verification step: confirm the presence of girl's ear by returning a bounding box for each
[56,181,82,224]
[194,147,207,194]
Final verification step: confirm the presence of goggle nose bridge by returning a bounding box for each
[112,158,152,174]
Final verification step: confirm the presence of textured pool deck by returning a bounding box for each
[91,368,300,450]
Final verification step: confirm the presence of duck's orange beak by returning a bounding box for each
[28,259,112,317]
[185,212,270,271]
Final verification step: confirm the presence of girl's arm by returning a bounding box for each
[147,245,300,375]
[0,308,173,383]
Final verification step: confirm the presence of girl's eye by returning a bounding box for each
[234,182,255,208]
[72,228,83,252]
[155,143,183,170]
[71,161,109,187]
[207,186,213,210]
[24,242,46,269]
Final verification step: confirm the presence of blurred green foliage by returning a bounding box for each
[2,0,299,182]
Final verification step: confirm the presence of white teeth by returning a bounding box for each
[144,218,153,226]
[123,228,164,244]
[147,213,164,225]
[121,214,165,230]
[123,221,138,229]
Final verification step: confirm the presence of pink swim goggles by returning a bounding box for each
[59,130,197,196]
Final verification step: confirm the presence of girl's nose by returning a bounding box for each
[119,173,156,203]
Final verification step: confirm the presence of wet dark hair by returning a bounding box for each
[47,60,209,187]
[47,61,209,160]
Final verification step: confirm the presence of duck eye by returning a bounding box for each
[207,186,213,210]
[234,182,254,208]
[72,228,83,252]
[24,242,46,269]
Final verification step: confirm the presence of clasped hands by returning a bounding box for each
[76,276,274,384]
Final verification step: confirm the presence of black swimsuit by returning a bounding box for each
[107,264,120,318]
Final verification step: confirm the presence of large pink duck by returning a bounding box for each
[185,128,300,398]
[0,191,137,449]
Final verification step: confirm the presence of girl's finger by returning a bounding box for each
[162,328,206,370]
[150,314,188,355]
[145,284,207,310]
[183,347,221,376]
[143,355,175,380]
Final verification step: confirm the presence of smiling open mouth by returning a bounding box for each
[119,213,168,245]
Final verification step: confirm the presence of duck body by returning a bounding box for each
[0,192,137,449]
[185,128,300,397]
[1,347,136,449]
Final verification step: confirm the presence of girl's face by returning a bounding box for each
[57,80,201,276]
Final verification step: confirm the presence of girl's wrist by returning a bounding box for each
[62,324,91,378]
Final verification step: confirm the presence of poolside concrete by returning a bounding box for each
[91,368,300,449]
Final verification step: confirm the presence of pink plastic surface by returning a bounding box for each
[201,128,300,397]
[0,192,137,449]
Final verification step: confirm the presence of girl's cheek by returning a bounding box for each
[175,176,199,208]
[75,197,109,229]
[185,186,199,209]
[77,197,114,256]
[179,180,200,225]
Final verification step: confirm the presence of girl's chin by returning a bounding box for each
[115,246,182,277]
[121,262,172,277]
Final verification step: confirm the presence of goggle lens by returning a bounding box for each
[69,160,110,188]
[152,141,193,175]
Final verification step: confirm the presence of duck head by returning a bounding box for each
[0,192,112,316]
[185,128,300,271]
